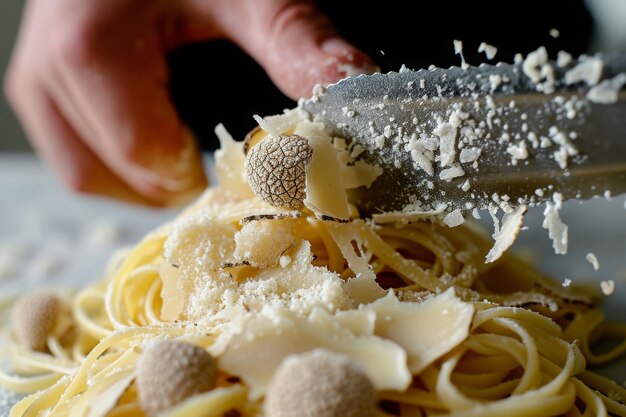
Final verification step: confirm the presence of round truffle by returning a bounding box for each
[264,349,376,417]
[11,293,61,352]
[245,135,313,210]
[136,340,218,417]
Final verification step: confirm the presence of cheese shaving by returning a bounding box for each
[485,205,528,263]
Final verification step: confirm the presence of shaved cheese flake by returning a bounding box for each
[341,160,383,189]
[600,280,615,295]
[410,148,435,176]
[434,122,457,167]
[507,142,528,161]
[159,263,186,321]
[453,40,469,70]
[325,222,384,304]
[252,109,308,137]
[486,205,528,263]
[219,307,411,398]
[295,122,350,220]
[586,253,600,271]
[478,42,497,60]
[542,193,568,255]
[443,209,464,227]
[587,73,626,104]
[523,47,549,83]
[439,165,465,181]
[459,147,482,163]
[453,40,463,55]
[85,372,135,417]
[557,51,573,68]
[565,57,603,86]
[214,124,255,198]
[367,289,474,374]
[335,309,376,336]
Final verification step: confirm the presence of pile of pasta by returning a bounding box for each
[2,123,626,417]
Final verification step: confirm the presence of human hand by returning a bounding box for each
[4,0,377,205]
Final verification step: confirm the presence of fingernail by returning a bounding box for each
[321,38,380,76]
[321,37,355,55]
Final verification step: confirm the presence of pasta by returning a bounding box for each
[2,119,626,417]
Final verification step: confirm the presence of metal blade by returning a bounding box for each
[301,55,626,215]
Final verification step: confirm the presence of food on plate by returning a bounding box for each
[2,112,625,417]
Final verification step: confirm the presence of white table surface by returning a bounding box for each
[0,153,625,412]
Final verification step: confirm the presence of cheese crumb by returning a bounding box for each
[459,147,481,163]
[506,142,528,162]
[542,193,568,255]
[562,278,572,287]
[600,280,615,295]
[439,165,465,181]
[556,51,573,67]
[549,28,560,38]
[586,253,600,271]
[565,57,603,86]
[453,40,469,70]
[587,74,626,104]
[489,74,502,91]
[485,205,527,263]
[478,42,497,60]
[443,209,465,227]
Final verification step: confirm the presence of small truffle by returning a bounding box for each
[245,135,313,210]
[136,340,217,417]
[11,293,61,352]
[264,349,376,417]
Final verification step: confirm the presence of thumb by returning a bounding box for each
[213,0,378,99]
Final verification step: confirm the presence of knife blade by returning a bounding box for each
[300,54,626,215]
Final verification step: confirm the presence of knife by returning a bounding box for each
[299,54,626,216]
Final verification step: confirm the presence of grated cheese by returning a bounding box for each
[564,57,603,86]
[485,205,528,263]
[453,40,469,70]
[586,253,600,271]
[600,280,615,296]
[478,42,498,60]
[219,306,411,399]
[542,193,568,255]
[443,209,465,227]
[439,165,465,181]
[587,73,626,104]
[367,289,474,373]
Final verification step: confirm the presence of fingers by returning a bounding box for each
[206,0,379,99]
[5,0,207,205]
[5,77,158,205]
[48,3,207,198]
